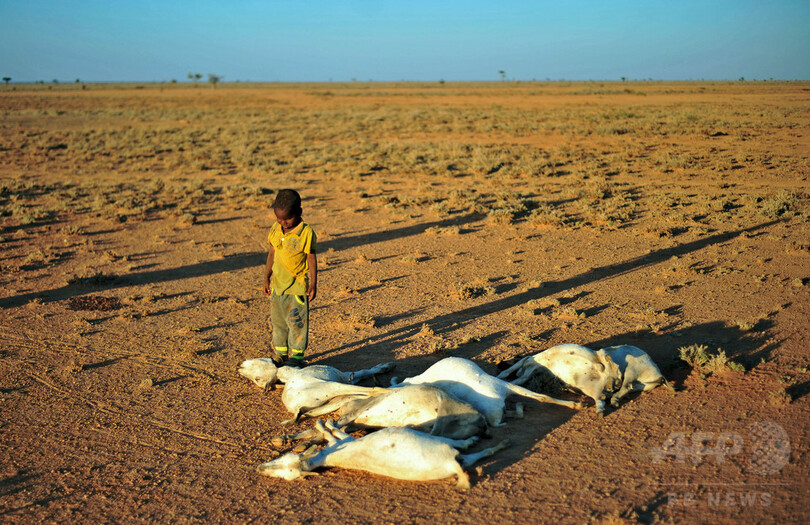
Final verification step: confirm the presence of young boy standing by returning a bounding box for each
[263,189,317,366]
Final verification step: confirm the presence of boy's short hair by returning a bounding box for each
[273,189,302,215]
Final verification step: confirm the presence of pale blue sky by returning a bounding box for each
[1,0,808,82]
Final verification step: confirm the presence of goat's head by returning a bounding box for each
[256,453,307,480]
[237,358,278,390]
[596,350,623,392]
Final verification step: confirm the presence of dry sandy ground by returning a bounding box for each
[0,82,808,524]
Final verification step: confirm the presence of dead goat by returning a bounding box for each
[272,384,487,446]
[497,344,622,416]
[393,357,583,426]
[601,345,675,407]
[258,420,509,490]
[238,359,394,423]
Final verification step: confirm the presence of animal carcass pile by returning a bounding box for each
[238,343,673,489]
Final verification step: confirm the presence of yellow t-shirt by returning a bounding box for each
[267,221,316,295]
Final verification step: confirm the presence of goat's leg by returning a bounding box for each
[458,439,510,469]
[507,382,584,410]
[504,402,524,420]
[292,438,324,454]
[323,420,352,441]
[299,394,372,420]
[270,428,322,448]
[509,372,535,387]
[314,419,339,445]
[347,362,396,384]
[423,434,479,450]
[645,377,676,392]
[610,382,635,407]
[495,357,529,380]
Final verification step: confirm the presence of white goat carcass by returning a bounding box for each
[601,345,675,407]
[238,358,394,422]
[269,384,487,448]
[335,384,487,439]
[497,344,622,416]
[393,357,583,427]
[258,420,508,489]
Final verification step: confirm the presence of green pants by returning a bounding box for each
[270,291,309,360]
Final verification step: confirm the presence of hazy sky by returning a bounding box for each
[1,0,808,82]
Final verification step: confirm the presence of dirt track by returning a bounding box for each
[1,82,808,523]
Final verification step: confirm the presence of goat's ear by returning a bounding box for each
[597,350,619,372]
[596,350,613,370]
[264,377,278,393]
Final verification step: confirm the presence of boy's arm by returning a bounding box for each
[307,251,318,302]
[263,245,275,295]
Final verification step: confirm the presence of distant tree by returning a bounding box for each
[2,77,10,86]
[208,73,222,88]
[52,79,59,84]
[499,70,506,81]
[188,72,202,86]
[75,78,81,83]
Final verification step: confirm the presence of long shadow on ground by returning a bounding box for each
[317,220,781,366]
[0,214,485,309]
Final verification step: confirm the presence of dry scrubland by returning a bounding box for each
[0,82,808,523]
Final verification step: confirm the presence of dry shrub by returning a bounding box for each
[417,323,435,338]
[66,295,122,311]
[178,212,197,225]
[425,225,460,235]
[329,313,376,331]
[768,388,792,406]
[736,319,756,331]
[353,253,371,264]
[678,344,745,375]
[528,206,564,227]
[552,305,585,320]
[759,191,799,218]
[414,324,454,354]
[453,281,495,300]
[67,271,117,286]
[487,208,516,225]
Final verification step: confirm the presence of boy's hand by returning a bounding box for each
[307,284,317,302]
[263,273,272,295]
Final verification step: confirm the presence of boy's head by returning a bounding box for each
[273,189,303,230]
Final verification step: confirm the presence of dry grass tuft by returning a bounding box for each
[767,388,792,406]
[452,281,496,300]
[678,344,745,375]
[353,253,371,264]
[328,313,376,331]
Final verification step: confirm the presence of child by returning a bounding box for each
[263,189,317,366]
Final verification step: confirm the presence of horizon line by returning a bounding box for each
[3,78,809,85]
